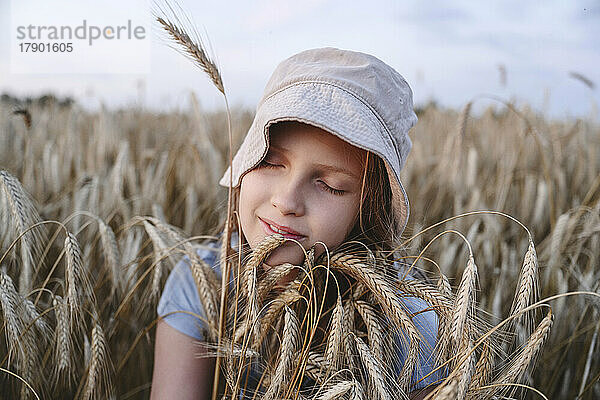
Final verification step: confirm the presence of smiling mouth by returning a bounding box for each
[259,218,306,240]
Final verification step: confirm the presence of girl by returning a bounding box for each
[151,47,443,399]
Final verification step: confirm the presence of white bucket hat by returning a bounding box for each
[219,47,417,234]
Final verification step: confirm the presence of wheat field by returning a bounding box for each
[0,89,599,399]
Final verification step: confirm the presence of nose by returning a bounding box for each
[271,176,305,216]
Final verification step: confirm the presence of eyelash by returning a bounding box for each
[320,182,345,196]
[257,160,279,170]
[256,161,346,196]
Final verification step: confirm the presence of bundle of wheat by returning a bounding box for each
[180,232,551,400]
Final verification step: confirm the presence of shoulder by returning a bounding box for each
[193,238,221,271]
[393,259,431,283]
[193,229,240,274]
[156,232,235,340]
[175,228,240,271]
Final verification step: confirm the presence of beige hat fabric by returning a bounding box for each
[219,47,417,234]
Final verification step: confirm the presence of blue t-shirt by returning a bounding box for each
[157,232,444,390]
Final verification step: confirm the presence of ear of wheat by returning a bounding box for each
[154,12,224,94]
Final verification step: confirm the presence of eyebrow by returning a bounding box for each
[269,144,360,180]
[314,163,359,180]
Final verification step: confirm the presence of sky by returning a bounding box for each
[1,0,598,118]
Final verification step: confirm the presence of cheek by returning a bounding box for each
[240,172,262,207]
[239,173,261,239]
[313,197,360,245]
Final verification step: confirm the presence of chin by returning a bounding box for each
[264,245,306,267]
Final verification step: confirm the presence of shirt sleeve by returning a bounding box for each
[156,244,220,341]
[396,294,445,389]
[393,264,447,390]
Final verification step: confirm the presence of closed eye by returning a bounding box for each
[318,180,345,196]
[256,160,280,169]
[257,160,345,195]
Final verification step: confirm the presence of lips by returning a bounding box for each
[259,217,306,240]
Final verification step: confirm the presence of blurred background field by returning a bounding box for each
[1,2,599,398]
[0,91,598,398]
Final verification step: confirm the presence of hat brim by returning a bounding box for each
[219,81,410,234]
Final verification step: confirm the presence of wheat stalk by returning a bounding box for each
[244,234,286,297]
[20,321,44,400]
[397,279,452,311]
[143,220,170,301]
[189,255,220,338]
[20,297,49,398]
[511,238,539,326]
[451,255,477,354]
[324,295,344,371]
[0,170,45,295]
[484,309,553,399]
[303,351,328,384]
[143,217,221,329]
[437,273,452,298]
[253,285,302,349]
[120,228,142,293]
[0,267,46,398]
[64,232,94,317]
[352,333,393,400]
[342,298,357,372]
[22,297,50,339]
[0,268,25,367]
[263,306,300,400]
[52,295,72,383]
[243,234,286,340]
[97,217,121,297]
[468,339,493,392]
[317,380,356,400]
[327,254,420,390]
[455,339,475,400]
[156,16,224,94]
[354,300,385,365]
[256,262,296,302]
[82,321,112,400]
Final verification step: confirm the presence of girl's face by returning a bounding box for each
[239,122,366,267]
